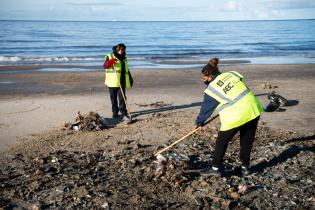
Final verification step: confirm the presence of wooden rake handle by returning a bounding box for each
[113,66,132,119]
[154,114,219,157]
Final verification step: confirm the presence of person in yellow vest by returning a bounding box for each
[103,43,133,118]
[195,58,263,176]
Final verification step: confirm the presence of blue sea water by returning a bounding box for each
[0,20,315,69]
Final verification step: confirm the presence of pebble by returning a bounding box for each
[230,192,241,199]
[0,126,313,209]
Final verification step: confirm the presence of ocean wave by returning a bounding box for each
[0,56,102,63]
[0,45,109,50]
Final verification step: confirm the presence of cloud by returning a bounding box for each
[90,5,106,12]
[254,10,269,19]
[272,10,286,18]
[226,1,239,11]
[67,2,122,6]
[66,1,123,13]
[220,1,243,12]
[264,0,315,10]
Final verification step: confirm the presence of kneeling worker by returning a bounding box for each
[103,43,133,118]
[195,58,263,176]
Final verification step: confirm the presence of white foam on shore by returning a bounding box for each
[35,68,96,72]
[0,81,14,84]
[0,56,20,62]
[0,56,101,62]
[244,56,315,64]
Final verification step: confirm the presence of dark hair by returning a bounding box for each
[112,43,126,52]
[201,57,219,76]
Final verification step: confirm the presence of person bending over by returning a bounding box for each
[195,57,263,176]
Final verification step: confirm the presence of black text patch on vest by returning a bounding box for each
[217,80,224,87]
[223,83,234,94]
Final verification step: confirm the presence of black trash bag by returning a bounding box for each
[264,91,288,112]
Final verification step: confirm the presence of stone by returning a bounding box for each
[238,184,247,194]
[230,192,241,199]
[0,124,314,209]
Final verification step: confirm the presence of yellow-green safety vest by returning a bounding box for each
[204,71,263,131]
[104,53,131,89]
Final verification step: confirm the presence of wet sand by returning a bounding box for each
[0,64,315,150]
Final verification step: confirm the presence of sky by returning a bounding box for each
[0,0,315,21]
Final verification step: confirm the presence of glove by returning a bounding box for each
[108,58,116,65]
[104,58,117,68]
[195,122,204,128]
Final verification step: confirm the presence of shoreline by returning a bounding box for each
[0,59,252,72]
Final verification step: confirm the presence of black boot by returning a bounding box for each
[200,167,221,177]
[241,166,250,176]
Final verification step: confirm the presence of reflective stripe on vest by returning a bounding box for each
[207,86,251,112]
[105,69,121,73]
[204,71,263,131]
[229,71,243,80]
[206,85,233,104]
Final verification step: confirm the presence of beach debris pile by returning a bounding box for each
[64,111,107,131]
[1,125,314,209]
[261,83,278,89]
[264,91,289,112]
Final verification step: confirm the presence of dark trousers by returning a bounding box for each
[109,87,127,116]
[212,116,260,168]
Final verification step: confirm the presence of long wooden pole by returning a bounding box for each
[154,114,219,157]
[113,66,133,119]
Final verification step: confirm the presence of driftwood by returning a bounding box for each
[135,101,172,108]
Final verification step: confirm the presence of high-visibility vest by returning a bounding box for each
[104,53,131,88]
[204,71,263,131]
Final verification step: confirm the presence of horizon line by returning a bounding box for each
[0,18,314,22]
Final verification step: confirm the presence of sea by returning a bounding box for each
[0,20,315,70]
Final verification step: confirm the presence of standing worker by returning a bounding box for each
[103,43,133,118]
[195,58,263,176]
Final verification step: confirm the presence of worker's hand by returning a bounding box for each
[195,121,204,130]
[107,58,117,66]
[104,58,117,69]
[196,122,204,127]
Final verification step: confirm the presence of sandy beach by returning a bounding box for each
[0,64,314,209]
[1,63,314,150]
